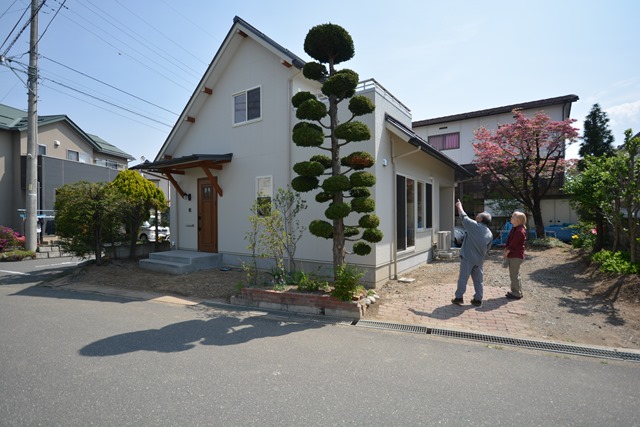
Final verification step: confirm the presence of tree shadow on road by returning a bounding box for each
[79,313,325,356]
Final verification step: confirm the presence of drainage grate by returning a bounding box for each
[356,320,431,335]
[354,320,640,362]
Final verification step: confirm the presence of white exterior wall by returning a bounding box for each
[162,23,463,286]
[413,104,569,165]
[170,36,310,254]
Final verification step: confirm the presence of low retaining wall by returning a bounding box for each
[230,288,367,320]
[104,242,171,259]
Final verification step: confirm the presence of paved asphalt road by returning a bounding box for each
[0,259,639,426]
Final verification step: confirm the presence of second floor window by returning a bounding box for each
[38,144,47,156]
[428,132,460,150]
[234,87,261,124]
[67,150,79,161]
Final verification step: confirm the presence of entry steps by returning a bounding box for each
[139,250,222,274]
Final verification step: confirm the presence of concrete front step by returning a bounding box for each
[139,250,222,275]
[35,245,73,258]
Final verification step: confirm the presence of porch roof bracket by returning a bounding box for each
[201,166,223,197]
[163,172,187,199]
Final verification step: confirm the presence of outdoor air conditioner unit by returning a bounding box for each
[437,231,451,250]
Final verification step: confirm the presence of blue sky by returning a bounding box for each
[1,0,638,164]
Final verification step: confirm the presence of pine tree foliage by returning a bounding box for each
[291,23,381,272]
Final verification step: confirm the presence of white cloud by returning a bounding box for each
[606,100,640,126]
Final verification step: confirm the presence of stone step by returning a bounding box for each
[140,250,222,274]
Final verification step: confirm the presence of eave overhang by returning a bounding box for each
[385,115,473,178]
[131,153,233,198]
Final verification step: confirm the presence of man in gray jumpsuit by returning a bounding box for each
[452,199,493,307]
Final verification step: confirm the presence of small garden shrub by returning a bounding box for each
[528,237,567,249]
[0,250,36,261]
[331,264,365,301]
[591,250,640,274]
[292,270,329,292]
[0,226,25,252]
[569,223,596,250]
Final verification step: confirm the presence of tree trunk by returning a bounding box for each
[593,212,606,252]
[94,227,103,266]
[328,88,345,277]
[531,203,545,239]
[629,211,638,263]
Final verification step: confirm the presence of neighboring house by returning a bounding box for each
[0,103,133,235]
[412,95,580,227]
[133,16,471,287]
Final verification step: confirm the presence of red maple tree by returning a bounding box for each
[473,109,579,237]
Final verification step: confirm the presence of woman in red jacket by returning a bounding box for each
[504,211,527,300]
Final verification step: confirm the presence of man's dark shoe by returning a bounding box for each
[470,298,482,307]
[451,297,463,305]
[505,292,523,300]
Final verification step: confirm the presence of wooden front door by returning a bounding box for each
[198,178,218,252]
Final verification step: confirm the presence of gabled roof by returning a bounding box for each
[87,133,134,160]
[0,102,133,160]
[385,115,473,177]
[155,16,307,160]
[412,94,579,128]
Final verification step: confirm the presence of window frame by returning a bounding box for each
[396,174,416,252]
[67,150,79,161]
[428,132,460,151]
[256,175,272,217]
[233,86,262,125]
[37,144,47,156]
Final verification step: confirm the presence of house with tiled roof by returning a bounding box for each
[0,103,133,235]
[412,95,580,227]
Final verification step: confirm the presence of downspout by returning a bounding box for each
[430,176,435,255]
[391,139,422,279]
[287,67,303,271]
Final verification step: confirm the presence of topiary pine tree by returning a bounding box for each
[291,23,382,275]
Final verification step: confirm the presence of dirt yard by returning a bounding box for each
[65,245,640,349]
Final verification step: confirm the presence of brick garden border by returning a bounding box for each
[230,288,367,320]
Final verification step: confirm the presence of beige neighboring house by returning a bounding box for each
[412,95,580,227]
[0,103,133,235]
[133,16,472,287]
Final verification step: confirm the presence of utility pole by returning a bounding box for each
[25,0,39,251]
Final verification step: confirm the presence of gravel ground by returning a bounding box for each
[371,245,640,350]
[61,245,640,350]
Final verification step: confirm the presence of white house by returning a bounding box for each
[412,95,580,226]
[133,16,471,287]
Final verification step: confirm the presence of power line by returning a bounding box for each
[112,0,209,67]
[83,0,204,78]
[4,58,174,128]
[0,2,31,55]
[59,2,197,90]
[43,76,173,127]
[41,55,179,116]
[41,80,171,134]
[35,0,66,48]
[0,0,22,21]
